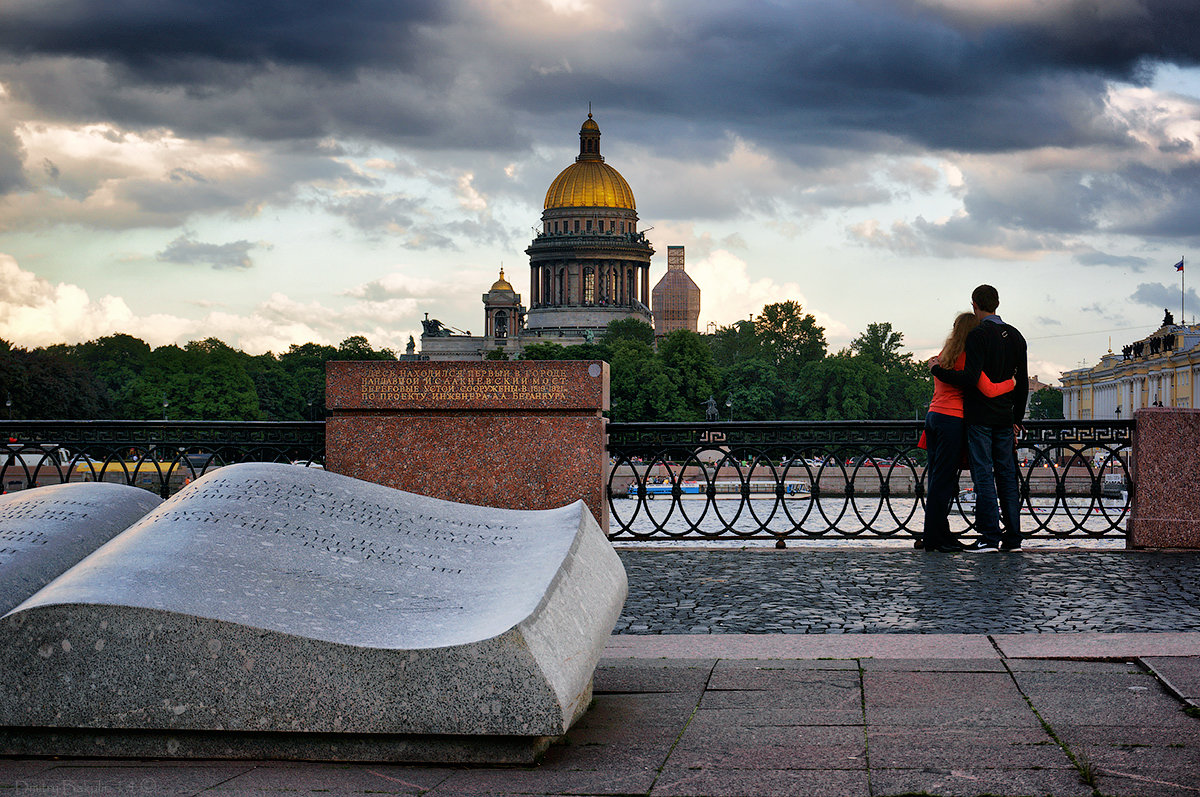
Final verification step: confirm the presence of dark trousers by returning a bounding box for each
[966,424,1022,545]
[923,411,964,547]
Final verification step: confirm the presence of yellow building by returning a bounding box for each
[1060,316,1200,419]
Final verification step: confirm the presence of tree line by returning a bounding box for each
[0,300,1062,422]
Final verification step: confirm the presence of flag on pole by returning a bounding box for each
[1175,258,1185,272]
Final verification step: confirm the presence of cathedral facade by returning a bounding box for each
[419,114,677,360]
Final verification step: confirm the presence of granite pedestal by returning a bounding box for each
[0,464,628,762]
[1128,407,1200,549]
[325,360,609,531]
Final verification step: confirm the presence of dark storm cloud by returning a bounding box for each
[0,0,446,77]
[156,234,263,270]
[1,0,1196,154]
[1131,281,1199,315]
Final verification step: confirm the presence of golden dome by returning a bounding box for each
[490,268,514,292]
[544,161,636,210]
[543,113,636,211]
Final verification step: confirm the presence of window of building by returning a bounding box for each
[494,311,508,339]
[620,222,625,233]
[584,267,595,304]
[586,219,592,231]
[574,220,580,233]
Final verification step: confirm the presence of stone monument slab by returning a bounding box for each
[325,360,610,531]
[0,482,161,615]
[0,463,627,762]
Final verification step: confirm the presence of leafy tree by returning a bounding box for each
[657,330,720,421]
[245,353,305,419]
[607,339,684,421]
[336,335,396,361]
[708,319,763,371]
[849,322,907,369]
[483,349,509,360]
[1028,387,1064,420]
[601,318,654,348]
[792,355,888,420]
[720,358,785,420]
[755,301,827,380]
[279,342,338,417]
[518,342,568,360]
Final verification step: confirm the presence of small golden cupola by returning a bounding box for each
[489,268,514,293]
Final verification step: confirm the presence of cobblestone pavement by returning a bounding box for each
[615,550,1200,634]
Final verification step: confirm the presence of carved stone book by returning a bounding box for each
[0,463,627,762]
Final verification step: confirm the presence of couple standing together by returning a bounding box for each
[922,284,1029,553]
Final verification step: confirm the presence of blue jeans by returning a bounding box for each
[923,412,964,547]
[966,424,1022,545]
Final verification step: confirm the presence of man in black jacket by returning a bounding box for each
[930,285,1029,551]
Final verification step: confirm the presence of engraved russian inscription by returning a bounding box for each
[360,366,572,405]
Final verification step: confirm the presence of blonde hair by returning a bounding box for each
[939,312,979,368]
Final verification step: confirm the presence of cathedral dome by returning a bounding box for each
[489,269,514,292]
[543,113,636,211]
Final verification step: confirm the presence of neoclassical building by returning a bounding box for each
[523,113,654,340]
[1060,312,1200,419]
[419,114,657,359]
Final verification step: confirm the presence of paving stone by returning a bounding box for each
[671,723,866,770]
[868,766,1093,797]
[866,727,1073,770]
[1013,670,1199,728]
[859,657,1006,672]
[209,762,447,793]
[616,550,1200,634]
[1142,655,1200,701]
[593,660,714,694]
[1004,659,1141,673]
[864,671,1041,729]
[431,765,658,796]
[650,766,870,797]
[14,762,254,796]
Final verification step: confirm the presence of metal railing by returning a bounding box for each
[3,419,1133,542]
[1,421,325,499]
[606,420,1133,542]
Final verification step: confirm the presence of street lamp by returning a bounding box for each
[162,397,169,421]
[726,398,733,422]
[4,392,10,420]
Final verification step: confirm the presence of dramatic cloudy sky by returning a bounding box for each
[1,0,1199,382]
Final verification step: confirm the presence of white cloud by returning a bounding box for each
[684,248,849,341]
[0,252,419,354]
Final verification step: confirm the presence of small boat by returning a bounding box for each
[627,480,701,497]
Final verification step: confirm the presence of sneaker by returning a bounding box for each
[927,541,966,553]
[964,540,1001,552]
[1000,540,1022,551]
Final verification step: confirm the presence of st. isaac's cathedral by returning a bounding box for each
[418,113,699,360]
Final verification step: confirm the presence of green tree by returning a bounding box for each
[245,353,305,419]
[657,330,720,421]
[708,319,763,371]
[607,339,684,421]
[336,335,396,360]
[755,301,827,380]
[849,322,907,369]
[518,342,568,360]
[483,349,509,360]
[720,359,785,420]
[1028,387,1064,419]
[601,318,654,348]
[279,342,338,417]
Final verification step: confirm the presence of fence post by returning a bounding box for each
[1127,408,1200,549]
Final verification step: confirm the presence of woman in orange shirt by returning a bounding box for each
[922,313,1015,552]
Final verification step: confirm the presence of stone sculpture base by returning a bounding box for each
[0,718,581,764]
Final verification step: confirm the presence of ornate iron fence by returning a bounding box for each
[1,421,325,499]
[606,420,1133,542]
[3,419,1133,542]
